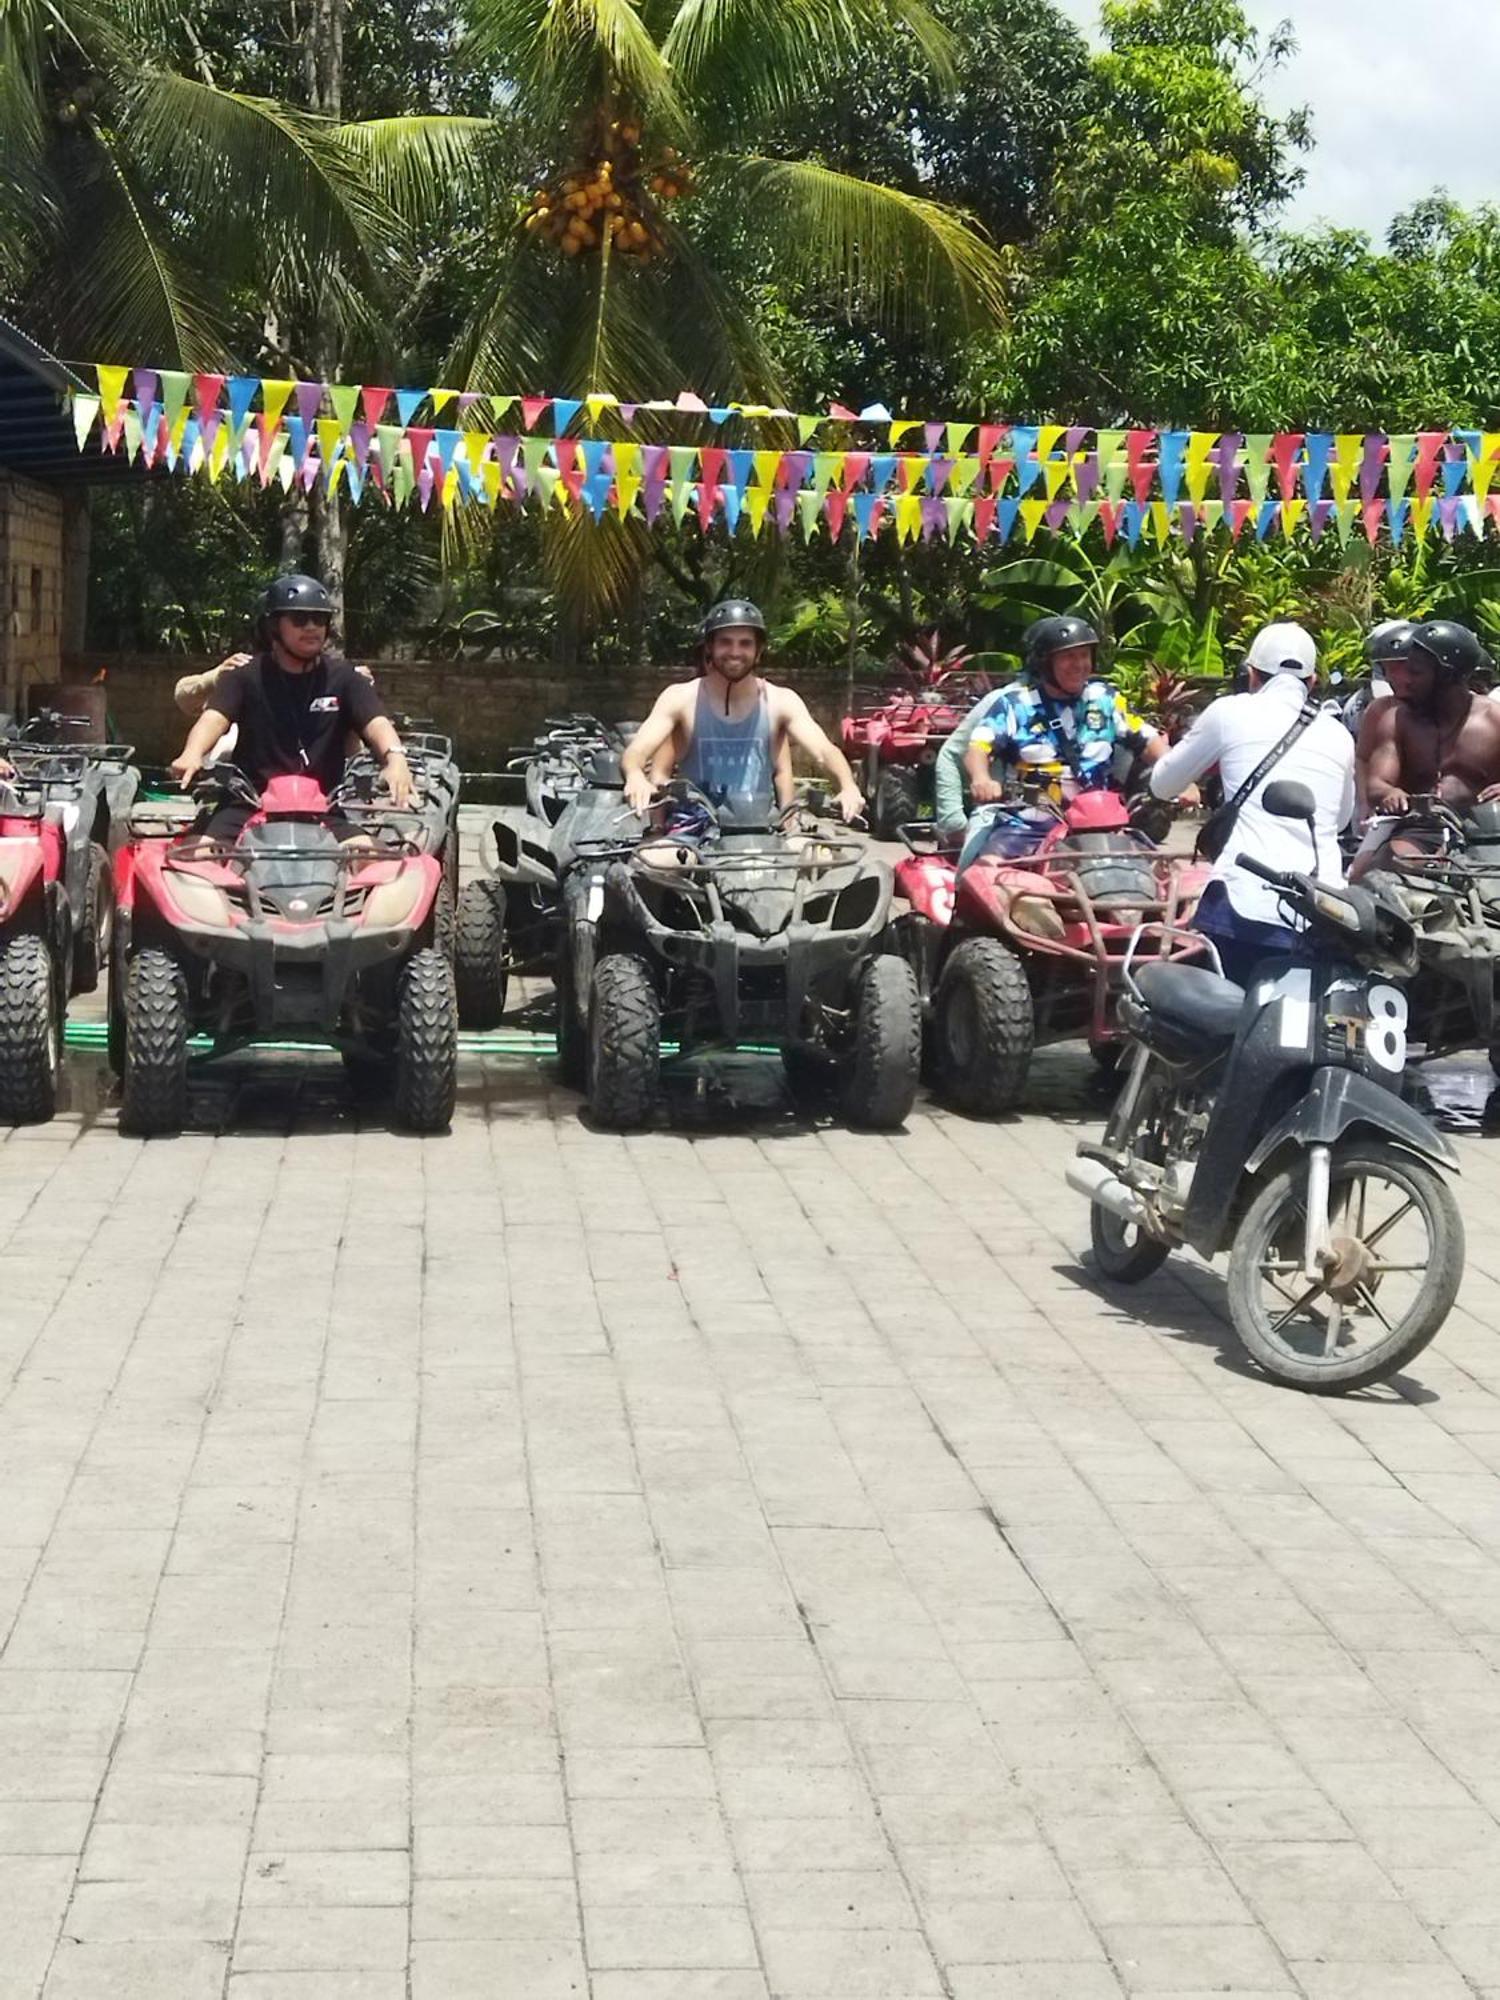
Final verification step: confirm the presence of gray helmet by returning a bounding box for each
[262,573,335,621]
[1409,618,1491,684]
[1365,618,1414,666]
[1023,612,1099,677]
[699,598,766,645]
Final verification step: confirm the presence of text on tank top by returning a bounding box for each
[680,682,774,826]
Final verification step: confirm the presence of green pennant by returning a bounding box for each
[1334,500,1357,545]
[535,466,561,508]
[945,422,975,456]
[1103,459,1129,502]
[122,403,144,463]
[521,437,551,481]
[329,383,361,433]
[1095,429,1126,467]
[797,416,821,445]
[811,452,839,494]
[1243,436,1274,505]
[949,457,980,497]
[943,497,972,542]
[668,446,698,484]
[1386,436,1416,500]
[797,491,824,539]
[1067,501,1098,537]
[158,370,191,431]
[394,450,414,508]
[376,425,401,483]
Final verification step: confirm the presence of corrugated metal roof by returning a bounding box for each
[0,316,144,485]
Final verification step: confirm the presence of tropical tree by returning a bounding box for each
[434,0,1010,620]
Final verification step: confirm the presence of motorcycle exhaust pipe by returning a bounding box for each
[1066,1156,1151,1229]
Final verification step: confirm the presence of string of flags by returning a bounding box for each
[67,365,1500,549]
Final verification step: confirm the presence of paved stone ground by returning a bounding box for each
[8,832,1500,1995]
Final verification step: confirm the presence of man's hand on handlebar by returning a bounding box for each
[382,751,414,810]
[623,770,657,814]
[835,782,865,823]
[1371,787,1411,818]
[970,772,1005,805]
[172,752,203,792]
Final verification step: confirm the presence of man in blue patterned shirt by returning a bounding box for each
[958,614,1167,868]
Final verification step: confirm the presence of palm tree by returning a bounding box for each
[443,0,1011,616]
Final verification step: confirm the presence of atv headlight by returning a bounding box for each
[166,871,233,929]
[832,876,882,931]
[1009,893,1067,942]
[364,871,424,928]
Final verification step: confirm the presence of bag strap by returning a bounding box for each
[1031,684,1086,781]
[1216,697,1318,834]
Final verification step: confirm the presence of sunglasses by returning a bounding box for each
[283,611,332,628]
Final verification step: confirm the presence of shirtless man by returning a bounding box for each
[622,599,864,827]
[1358,619,1500,815]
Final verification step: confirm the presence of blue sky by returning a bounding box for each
[1054,2,1500,239]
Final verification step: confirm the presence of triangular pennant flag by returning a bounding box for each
[97,364,130,416]
[858,404,893,424]
[433,429,464,480]
[1334,500,1358,545]
[316,418,345,471]
[132,366,159,408]
[1157,431,1191,506]
[71,394,100,451]
[258,377,294,432]
[585,393,617,423]
[1302,433,1335,502]
[551,397,582,435]
[1043,457,1071,501]
[1441,455,1468,499]
[122,402,145,464]
[1411,496,1435,542]
[943,497,972,542]
[360,386,393,428]
[1413,432,1445,501]
[405,426,435,476]
[1330,434,1362,503]
[949,456,980,498]
[373,424,401,485]
[227,376,259,439]
[190,372,226,424]
[1269,433,1304,501]
[996,498,1021,544]
[1362,498,1387,546]
[1011,426,1041,493]
[1099,501,1121,548]
[797,417,821,445]
[1386,436,1416,500]
[945,422,975,456]
[1244,439,1274,506]
[1280,499,1307,539]
[518,396,550,432]
[793,490,821,540]
[1020,496,1049,543]
[1388,497,1410,545]
[1215,433,1243,504]
[156,370,191,433]
[973,494,998,543]
[326,382,359,433]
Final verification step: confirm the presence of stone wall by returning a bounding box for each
[66,652,854,768]
[0,473,65,710]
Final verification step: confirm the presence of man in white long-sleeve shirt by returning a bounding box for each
[1149,623,1355,986]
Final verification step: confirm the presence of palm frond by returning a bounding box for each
[0,9,54,283]
[34,118,223,362]
[336,116,497,229]
[544,503,654,621]
[126,72,394,283]
[727,156,1007,334]
[465,0,683,125]
[665,0,953,119]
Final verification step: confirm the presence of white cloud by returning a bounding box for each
[1053,1,1500,239]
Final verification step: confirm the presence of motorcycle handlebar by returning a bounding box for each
[1235,853,1298,889]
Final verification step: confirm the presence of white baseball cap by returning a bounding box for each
[1245,622,1318,680]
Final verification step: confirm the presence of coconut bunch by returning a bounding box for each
[523,118,694,262]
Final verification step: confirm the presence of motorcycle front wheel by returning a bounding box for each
[1227,1141,1464,1393]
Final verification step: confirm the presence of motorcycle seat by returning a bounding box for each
[1135,960,1245,1043]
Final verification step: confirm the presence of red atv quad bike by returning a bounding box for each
[891,788,1211,1115]
[0,764,73,1122]
[109,766,457,1137]
[841,636,991,839]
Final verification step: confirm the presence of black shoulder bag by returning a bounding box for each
[1195,699,1317,863]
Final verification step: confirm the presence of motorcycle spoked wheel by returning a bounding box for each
[1227,1141,1464,1393]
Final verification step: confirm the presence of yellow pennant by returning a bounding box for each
[614,441,641,479]
[430,389,457,422]
[96,364,130,415]
[1149,502,1170,545]
[1330,434,1362,502]
[260,378,295,430]
[208,424,231,483]
[895,493,923,543]
[482,462,504,506]
[1280,499,1306,538]
[1411,497,1434,541]
[1184,454,1214,504]
[890,420,922,447]
[1037,423,1065,461]
[316,419,344,469]
[441,468,460,508]
[1472,436,1500,500]
[1043,457,1071,501]
[746,487,773,536]
[463,433,489,477]
[586,394,617,421]
[615,475,642,516]
[1020,497,1049,543]
[753,450,781,488]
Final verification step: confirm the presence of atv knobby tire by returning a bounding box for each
[873,764,922,840]
[431,880,456,962]
[392,947,457,1134]
[936,937,1035,1116]
[119,948,188,1136]
[71,841,112,995]
[840,953,922,1131]
[588,953,660,1131]
[454,880,508,1029]
[0,933,59,1124]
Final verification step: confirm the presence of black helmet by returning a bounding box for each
[262,573,335,621]
[699,598,766,644]
[1023,612,1099,677]
[1409,618,1490,684]
[1365,619,1414,666]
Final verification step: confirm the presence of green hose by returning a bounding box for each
[64,1022,786,1058]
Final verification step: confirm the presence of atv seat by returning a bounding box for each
[1135,960,1245,1043]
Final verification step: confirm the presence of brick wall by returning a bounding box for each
[0,474,65,711]
[67,652,854,769]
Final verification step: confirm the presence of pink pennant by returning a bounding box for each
[1362,499,1386,546]
[361,386,393,428]
[824,490,849,540]
[977,424,1005,462]
[1099,502,1121,548]
[1230,500,1255,540]
[406,427,435,475]
[923,423,943,454]
[698,446,726,519]
[841,453,871,492]
[988,457,1014,494]
[1270,433,1304,501]
[676,391,709,413]
[973,495,998,543]
[828,402,859,422]
[520,397,551,431]
[619,404,638,426]
[192,373,226,422]
[555,438,584,499]
[1414,432,1446,501]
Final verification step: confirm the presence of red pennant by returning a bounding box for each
[1414,433,1446,501]
[828,402,859,422]
[361,386,393,428]
[1099,502,1121,548]
[988,457,1014,494]
[841,452,871,492]
[1230,500,1254,539]
[824,489,849,540]
[192,373,226,422]
[1130,460,1154,505]
[694,484,717,530]
[973,495,997,542]
[698,445,726,519]
[405,427,435,475]
[1270,433,1304,500]
[977,424,1005,462]
[555,437,584,499]
[520,397,551,431]
[1488,496,1500,535]
[1363,498,1387,546]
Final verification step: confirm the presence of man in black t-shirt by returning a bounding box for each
[172,575,413,823]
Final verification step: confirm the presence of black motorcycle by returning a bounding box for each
[1068,780,1464,1393]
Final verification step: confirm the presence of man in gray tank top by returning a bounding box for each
[622,599,865,828]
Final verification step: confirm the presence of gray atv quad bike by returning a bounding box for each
[453,715,635,1028]
[4,711,140,996]
[560,781,921,1132]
